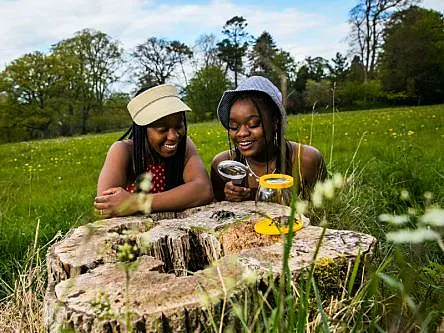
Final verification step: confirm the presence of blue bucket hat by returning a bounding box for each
[216,76,287,134]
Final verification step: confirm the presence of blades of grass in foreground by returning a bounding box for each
[297,226,327,333]
[347,249,361,294]
[312,276,330,332]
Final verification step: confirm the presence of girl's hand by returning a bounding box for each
[224,181,250,202]
[94,187,136,217]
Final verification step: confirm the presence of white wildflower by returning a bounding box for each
[379,214,410,224]
[386,228,440,244]
[407,207,417,216]
[296,200,308,215]
[419,208,444,227]
[323,179,335,199]
[312,191,323,208]
[138,194,153,215]
[312,182,324,207]
[332,173,344,188]
[139,172,153,193]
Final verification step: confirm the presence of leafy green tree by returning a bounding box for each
[348,55,366,83]
[379,6,444,104]
[304,79,332,109]
[217,16,250,86]
[292,57,329,112]
[249,31,277,76]
[52,29,123,134]
[0,52,62,138]
[327,52,350,85]
[185,66,230,122]
[348,0,418,80]
[132,37,192,87]
[305,56,329,82]
[90,92,131,132]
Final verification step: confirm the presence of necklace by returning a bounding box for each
[245,159,276,182]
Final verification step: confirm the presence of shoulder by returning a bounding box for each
[107,140,132,156]
[289,141,324,169]
[211,150,232,170]
[184,137,198,159]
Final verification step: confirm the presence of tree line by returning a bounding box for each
[0,1,443,143]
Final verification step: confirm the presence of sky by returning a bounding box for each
[1,0,443,90]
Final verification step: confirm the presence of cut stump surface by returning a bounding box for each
[44,201,376,332]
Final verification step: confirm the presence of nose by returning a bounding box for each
[236,124,250,137]
[167,128,180,141]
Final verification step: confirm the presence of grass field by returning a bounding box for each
[0,104,443,330]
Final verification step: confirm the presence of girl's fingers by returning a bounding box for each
[102,187,121,195]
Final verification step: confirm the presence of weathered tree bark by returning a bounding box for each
[44,201,376,332]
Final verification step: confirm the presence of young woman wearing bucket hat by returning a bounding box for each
[211,76,326,202]
[94,84,213,216]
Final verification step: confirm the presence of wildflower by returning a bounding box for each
[138,172,153,193]
[400,190,410,200]
[424,192,433,200]
[419,208,444,227]
[332,173,344,188]
[323,179,335,199]
[312,182,324,207]
[379,214,409,224]
[242,269,257,285]
[407,130,415,136]
[296,200,308,215]
[386,228,440,244]
[117,243,137,262]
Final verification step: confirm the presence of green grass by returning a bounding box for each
[0,105,443,328]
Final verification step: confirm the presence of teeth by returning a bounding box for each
[238,141,252,147]
[164,144,177,149]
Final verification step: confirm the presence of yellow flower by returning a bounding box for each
[407,130,414,136]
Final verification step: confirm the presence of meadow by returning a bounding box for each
[0,104,443,331]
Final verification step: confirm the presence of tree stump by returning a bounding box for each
[44,201,376,332]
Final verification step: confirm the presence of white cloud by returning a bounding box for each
[1,0,442,89]
[0,0,348,68]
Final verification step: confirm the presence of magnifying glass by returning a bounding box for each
[217,160,248,185]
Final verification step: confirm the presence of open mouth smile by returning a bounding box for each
[237,141,254,150]
[163,143,177,152]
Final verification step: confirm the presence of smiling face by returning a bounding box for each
[146,112,185,158]
[228,98,276,161]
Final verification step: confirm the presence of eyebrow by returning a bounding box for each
[229,114,261,122]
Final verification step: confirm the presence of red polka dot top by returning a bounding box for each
[123,140,166,194]
[125,163,166,194]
